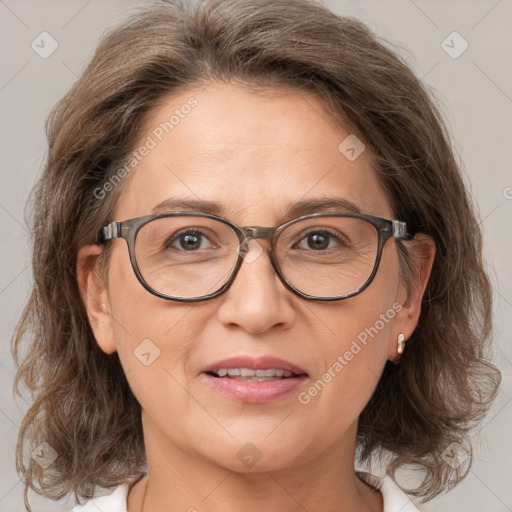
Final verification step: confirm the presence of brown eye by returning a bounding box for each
[294,229,350,251]
[164,229,216,252]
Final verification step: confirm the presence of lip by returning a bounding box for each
[201,356,309,404]
[201,373,309,403]
[202,356,308,375]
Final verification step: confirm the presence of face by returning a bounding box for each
[79,82,431,474]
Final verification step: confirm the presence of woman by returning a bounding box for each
[12,0,500,511]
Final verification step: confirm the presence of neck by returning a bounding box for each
[130,415,382,512]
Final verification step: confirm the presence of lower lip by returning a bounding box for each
[201,373,309,403]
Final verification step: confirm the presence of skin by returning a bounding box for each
[77,82,435,512]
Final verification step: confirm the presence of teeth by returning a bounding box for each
[215,368,294,378]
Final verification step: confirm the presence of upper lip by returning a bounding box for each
[202,356,308,376]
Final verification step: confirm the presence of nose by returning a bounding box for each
[215,238,296,334]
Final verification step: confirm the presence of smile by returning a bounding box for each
[210,368,296,380]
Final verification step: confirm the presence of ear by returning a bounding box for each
[76,244,117,354]
[388,233,436,360]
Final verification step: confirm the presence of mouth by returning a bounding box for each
[201,356,309,403]
[202,355,309,380]
[205,367,305,381]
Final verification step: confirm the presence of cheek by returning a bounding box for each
[105,245,197,397]
[298,243,402,430]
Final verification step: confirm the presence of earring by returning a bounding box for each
[397,333,406,355]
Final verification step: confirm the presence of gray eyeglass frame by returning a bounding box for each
[95,211,412,303]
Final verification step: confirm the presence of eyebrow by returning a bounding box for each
[151,197,363,223]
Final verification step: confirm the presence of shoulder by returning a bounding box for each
[357,471,421,512]
[65,483,130,512]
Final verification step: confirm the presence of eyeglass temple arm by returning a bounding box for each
[392,220,413,240]
[96,221,122,244]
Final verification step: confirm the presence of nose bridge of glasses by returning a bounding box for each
[241,226,274,244]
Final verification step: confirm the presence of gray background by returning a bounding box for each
[1,0,511,511]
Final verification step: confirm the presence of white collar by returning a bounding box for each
[357,471,421,512]
[70,483,130,511]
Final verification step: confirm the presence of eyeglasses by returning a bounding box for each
[96,211,412,302]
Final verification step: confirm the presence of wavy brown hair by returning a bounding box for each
[12,0,500,508]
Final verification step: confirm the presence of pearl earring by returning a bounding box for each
[397,333,406,355]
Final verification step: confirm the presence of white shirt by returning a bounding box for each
[67,472,420,511]
[357,472,421,512]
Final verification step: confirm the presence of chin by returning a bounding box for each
[194,436,306,473]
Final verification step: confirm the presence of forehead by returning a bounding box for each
[114,82,392,223]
